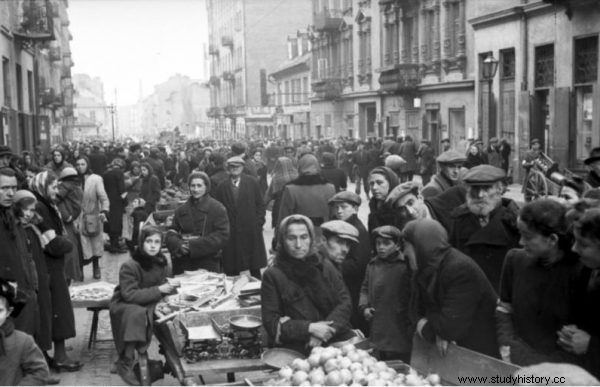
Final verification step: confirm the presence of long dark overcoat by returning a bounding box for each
[214,175,267,275]
[103,166,126,235]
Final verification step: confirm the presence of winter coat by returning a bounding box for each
[255,160,268,195]
[569,266,600,378]
[278,176,336,227]
[421,172,455,199]
[405,219,499,358]
[0,208,38,335]
[464,152,487,169]
[214,175,267,275]
[140,174,161,214]
[79,173,109,259]
[487,147,503,169]
[56,178,84,281]
[448,198,521,292]
[88,151,108,175]
[168,195,230,274]
[398,140,418,173]
[146,156,166,189]
[209,169,228,197]
[0,320,49,386]
[352,149,371,177]
[33,195,76,341]
[321,166,347,193]
[175,159,190,187]
[261,254,353,355]
[102,166,126,235]
[359,251,412,354]
[417,144,436,176]
[497,249,579,366]
[110,251,168,356]
[341,214,371,335]
[44,160,72,177]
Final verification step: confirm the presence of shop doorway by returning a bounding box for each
[530,90,549,153]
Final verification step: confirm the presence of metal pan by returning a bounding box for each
[228,314,262,331]
[261,348,305,369]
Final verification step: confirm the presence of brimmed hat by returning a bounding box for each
[436,149,466,165]
[328,191,361,207]
[321,220,359,243]
[462,165,506,185]
[13,190,36,203]
[0,145,13,158]
[372,225,402,243]
[226,156,245,166]
[584,147,600,165]
[59,167,78,180]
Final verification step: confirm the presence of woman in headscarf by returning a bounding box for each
[277,154,335,229]
[75,155,109,280]
[166,172,230,274]
[265,157,298,231]
[56,167,84,282]
[404,218,499,358]
[45,148,72,176]
[367,166,411,234]
[261,215,353,355]
[496,199,579,366]
[29,171,82,372]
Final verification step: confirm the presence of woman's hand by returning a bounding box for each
[158,283,176,295]
[436,335,449,357]
[308,336,323,349]
[363,307,375,321]
[99,212,107,223]
[308,321,336,342]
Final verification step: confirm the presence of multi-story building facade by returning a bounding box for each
[270,31,312,140]
[471,0,600,180]
[140,74,210,138]
[206,0,312,139]
[72,73,109,140]
[0,0,74,152]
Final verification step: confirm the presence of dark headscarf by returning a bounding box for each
[270,157,298,196]
[369,166,400,194]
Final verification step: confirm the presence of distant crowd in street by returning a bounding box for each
[1,132,600,385]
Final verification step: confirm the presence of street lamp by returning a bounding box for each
[482,53,499,139]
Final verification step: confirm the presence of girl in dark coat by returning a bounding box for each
[29,171,81,372]
[139,162,161,214]
[405,218,499,358]
[166,172,230,274]
[261,215,354,355]
[102,158,126,254]
[496,199,579,366]
[110,226,175,385]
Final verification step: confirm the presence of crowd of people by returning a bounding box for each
[0,134,599,385]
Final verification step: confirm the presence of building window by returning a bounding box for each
[2,57,10,107]
[402,16,414,63]
[500,48,516,144]
[357,13,371,84]
[574,36,598,84]
[534,44,554,88]
[383,4,399,67]
[284,80,290,105]
[303,77,308,103]
[501,48,515,80]
[422,9,434,63]
[15,64,23,111]
[575,86,593,162]
[27,71,34,113]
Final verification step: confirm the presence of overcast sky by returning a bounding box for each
[69,0,208,105]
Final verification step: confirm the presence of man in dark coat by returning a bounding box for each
[397,135,418,182]
[214,157,266,278]
[0,168,38,336]
[320,152,347,193]
[448,165,520,291]
[88,145,108,175]
[103,158,126,254]
[584,147,600,189]
[146,148,166,189]
[405,219,499,359]
[352,141,371,198]
[417,139,435,186]
[422,149,466,199]
[208,153,228,196]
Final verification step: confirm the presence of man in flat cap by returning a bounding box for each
[417,139,435,186]
[230,142,258,178]
[328,192,371,335]
[584,147,600,188]
[447,165,520,291]
[214,156,266,278]
[421,149,466,199]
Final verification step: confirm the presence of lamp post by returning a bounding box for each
[482,53,499,139]
[108,104,116,142]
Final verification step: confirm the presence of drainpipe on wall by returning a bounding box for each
[515,6,528,183]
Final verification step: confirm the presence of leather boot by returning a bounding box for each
[117,356,138,386]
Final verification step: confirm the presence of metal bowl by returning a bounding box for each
[261,347,305,369]
[228,314,262,331]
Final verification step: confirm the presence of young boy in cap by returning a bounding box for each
[0,278,49,385]
[359,225,412,362]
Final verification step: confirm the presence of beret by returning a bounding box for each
[372,225,402,242]
[321,220,359,243]
[226,156,245,166]
[14,190,36,203]
[463,165,506,185]
[436,149,466,164]
[328,191,361,206]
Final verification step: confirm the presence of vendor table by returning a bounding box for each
[70,281,116,350]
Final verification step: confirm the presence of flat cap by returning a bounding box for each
[321,220,359,243]
[226,156,245,166]
[0,145,13,158]
[436,149,466,164]
[13,190,36,203]
[372,225,402,242]
[59,167,78,180]
[384,154,406,170]
[531,138,540,146]
[462,165,506,185]
[328,191,361,206]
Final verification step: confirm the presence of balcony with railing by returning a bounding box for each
[221,35,234,48]
[223,105,237,117]
[13,0,55,42]
[378,63,420,92]
[313,8,344,31]
[39,88,63,108]
[312,64,344,99]
[206,107,221,118]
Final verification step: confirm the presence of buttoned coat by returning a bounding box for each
[79,173,110,259]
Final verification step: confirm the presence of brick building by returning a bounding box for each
[0,0,74,152]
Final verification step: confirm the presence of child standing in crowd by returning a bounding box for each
[0,278,49,385]
[359,225,412,362]
[110,226,176,385]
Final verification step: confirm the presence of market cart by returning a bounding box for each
[523,152,584,202]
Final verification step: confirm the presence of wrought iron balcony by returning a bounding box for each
[209,44,219,56]
[223,105,237,117]
[378,63,420,93]
[13,0,55,42]
[312,65,344,99]
[39,88,63,108]
[221,35,234,47]
[206,107,221,118]
[313,8,343,31]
